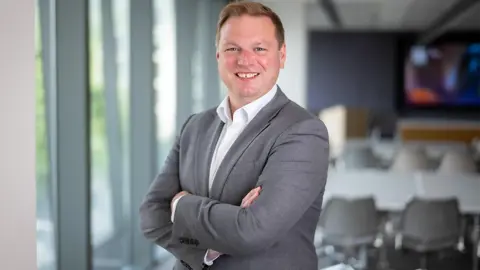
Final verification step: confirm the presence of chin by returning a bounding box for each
[237,87,262,99]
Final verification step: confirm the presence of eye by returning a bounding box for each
[254,47,266,52]
[225,47,239,52]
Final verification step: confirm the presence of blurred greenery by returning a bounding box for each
[35,9,48,188]
[90,86,109,171]
[36,68,108,183]
[36,16,109,189]
[36,54,48,187]
[89,8,109,174]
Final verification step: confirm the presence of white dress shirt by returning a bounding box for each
[171,84,278,265]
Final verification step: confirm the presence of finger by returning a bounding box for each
[242,189,261,208]
[241,194,255,207]
[242,196,255,208]
[241,195,252,207]
[244,191,259,207]
[241,186,261,206]
[241,188,257,206]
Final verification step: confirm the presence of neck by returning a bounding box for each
[227,84,277,116]
[228,96,246,117]
[228,92,262,114]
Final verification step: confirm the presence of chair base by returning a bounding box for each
[321,245,370,270]
[376,260,395,270]
[319,263,355,270]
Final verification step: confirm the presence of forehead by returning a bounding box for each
[219,15,277,44]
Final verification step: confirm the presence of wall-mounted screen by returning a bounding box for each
[404,43,480,107]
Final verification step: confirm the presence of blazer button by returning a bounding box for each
[181,260,192,269]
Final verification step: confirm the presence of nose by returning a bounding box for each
[237,50,255,66]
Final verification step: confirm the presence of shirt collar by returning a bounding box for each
[216,84,278,124]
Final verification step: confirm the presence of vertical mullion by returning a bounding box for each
[197,0,222,110]
[38,0,57,244]
[101,0,124,233]
[129,0,156,267]
[39,0,52,127]
[193,0,207,111]
[210,0,226,104]
[54,0,91,269]
[175,0,197,131]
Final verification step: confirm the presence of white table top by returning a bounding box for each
[342,139,470,161]
[323,169,480,214]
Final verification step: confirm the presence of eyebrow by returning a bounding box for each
[223,41,268,47]
[223,42,239,47]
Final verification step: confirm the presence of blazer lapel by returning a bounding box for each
[194,112,224,197]
[209,89,290,200]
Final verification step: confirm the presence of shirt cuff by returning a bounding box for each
[170,194,186,223]
[203,249,221,266]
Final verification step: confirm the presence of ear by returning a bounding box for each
[216,51,220,60]
[279,43,286,69]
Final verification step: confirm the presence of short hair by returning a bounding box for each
[215,1,285,49]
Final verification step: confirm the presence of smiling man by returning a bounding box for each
[139,2,330,270]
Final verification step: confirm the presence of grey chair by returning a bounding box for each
[317,197,380,269]
[389,147,432,172]
[398,198,462,270]
[437,150,477,173]
[336,146,379,170]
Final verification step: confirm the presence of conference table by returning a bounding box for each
[323,169,480,270]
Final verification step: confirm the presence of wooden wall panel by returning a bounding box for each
[399,126,480,143]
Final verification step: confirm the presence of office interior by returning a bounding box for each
[35,0,480,269]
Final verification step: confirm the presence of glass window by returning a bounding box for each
[151,1,226,267]
[153,0,177,267]
[154,0,177,167]
[36,1,56,269]
[89,0,131,268]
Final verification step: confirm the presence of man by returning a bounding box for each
[139,2,329,270]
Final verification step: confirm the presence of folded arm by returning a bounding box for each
[173,119,330,256]
[139,115,206,269]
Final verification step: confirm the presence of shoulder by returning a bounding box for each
[268,100,330,161]
[179,107,218,134]
[275,100,328,138]
[182,107,217,125]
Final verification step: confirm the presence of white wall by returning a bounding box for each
[258,1,308,108]
[0,0,36,269]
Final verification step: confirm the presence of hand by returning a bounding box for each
[241,186,262,208]
[206,186,262,263]
[171,190,189,212]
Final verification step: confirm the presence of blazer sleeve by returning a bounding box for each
[173,118,330,256]
[139,114,207,270]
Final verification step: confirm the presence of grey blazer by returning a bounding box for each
[139,88,329,270]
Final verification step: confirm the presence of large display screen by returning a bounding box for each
[404,43,480,106]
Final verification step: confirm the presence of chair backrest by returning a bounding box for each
[472,137,480,161]
[337,146,378,170]
[437,150,477,174]
[390,147,431,172]
[400,198,461,244]
[319,196,379,239]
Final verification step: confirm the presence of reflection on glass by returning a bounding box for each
[36,2,56,269]
[89,0,131,268]
[89,0,115,247]
[153,0,177,267]
[154,0,177,166]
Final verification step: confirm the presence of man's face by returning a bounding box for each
[216,15,286,104]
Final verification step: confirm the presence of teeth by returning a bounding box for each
[237,73,258,78]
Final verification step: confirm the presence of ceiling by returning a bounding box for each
[263,0,480,31]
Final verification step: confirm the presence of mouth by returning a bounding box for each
[235,72,260,80]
